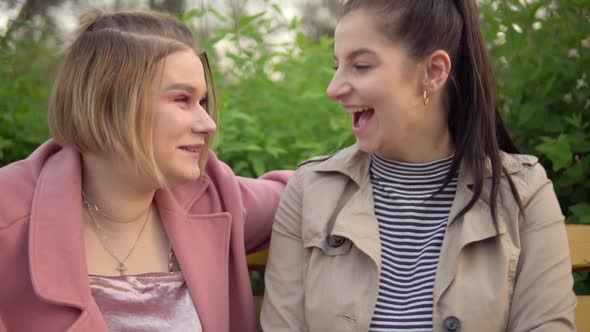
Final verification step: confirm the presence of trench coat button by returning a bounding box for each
[443,316,461,332]
[327,235,345,248]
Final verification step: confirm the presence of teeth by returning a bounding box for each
[181,146,199,152]
[352,107,372,113]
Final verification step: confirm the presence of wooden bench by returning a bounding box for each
[247,248,268,330]
[247,248,269,272]
[247,224,590,329]
[566,224,590,330]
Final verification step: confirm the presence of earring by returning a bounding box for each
[423,88,430,106]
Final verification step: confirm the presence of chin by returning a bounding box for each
[355,139,378,154]
[179,169,201,183]
[163,169,201,188]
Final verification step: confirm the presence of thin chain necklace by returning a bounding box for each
[82,191,149,224]
[82,193,152,276]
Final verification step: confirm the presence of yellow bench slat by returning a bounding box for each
[247,248,269,271]
[566,224,590,271]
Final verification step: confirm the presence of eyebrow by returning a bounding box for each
[334,48,377,61]
[164,83,199,94]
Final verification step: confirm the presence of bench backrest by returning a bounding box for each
[566,224,590,331]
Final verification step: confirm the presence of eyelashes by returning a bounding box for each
[174,95,208,110]
[175,96,191,103]
[332,63,373,71]
[353,63,372,70]
[199,96,208,107]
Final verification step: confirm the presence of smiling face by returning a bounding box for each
[150,49,216,186]
[327,9,431,160]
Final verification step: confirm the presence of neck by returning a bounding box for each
[376,98,455,163]
[81,153,156,232]
[377,125,454,163]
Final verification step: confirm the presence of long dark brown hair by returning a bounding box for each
[340,0,523,225]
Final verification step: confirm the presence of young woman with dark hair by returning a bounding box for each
[261,1,576,331]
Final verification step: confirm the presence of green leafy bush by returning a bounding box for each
[184,7,352,177]
[0,22,55,164]
[480,0,590,225]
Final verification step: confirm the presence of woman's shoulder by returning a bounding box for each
[501,151,539,170]
[296,145,367,175]
[500,151,553,204]
[293,147,348,184]
[0,140,64,228]
[296,149,348,169]
[288,145,370,199]
[0,160,37,229]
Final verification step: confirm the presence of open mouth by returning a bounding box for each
[353,107,375,129]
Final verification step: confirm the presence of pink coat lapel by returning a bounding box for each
[28,146,109,330]
[29,147,89,308]
[156,185,233,332]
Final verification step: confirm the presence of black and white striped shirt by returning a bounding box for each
[369,153,458,332]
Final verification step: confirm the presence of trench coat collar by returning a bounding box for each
[308,144,532,283]
[28,142,231,332]
[310,144,534,188]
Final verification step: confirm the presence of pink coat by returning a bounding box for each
[0,140,292,332]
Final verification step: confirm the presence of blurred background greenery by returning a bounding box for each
[1,0,589,293]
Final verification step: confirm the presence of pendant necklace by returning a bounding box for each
[82,192,151,276]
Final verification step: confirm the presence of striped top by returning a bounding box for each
[368,153,458,332]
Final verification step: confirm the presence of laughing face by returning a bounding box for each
[327,9,430,161]
[150,49,217,186]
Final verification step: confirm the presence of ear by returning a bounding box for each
[423,50,451,94]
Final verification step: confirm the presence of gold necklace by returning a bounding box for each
[82,194,151,276]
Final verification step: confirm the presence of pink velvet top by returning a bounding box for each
[88,250,202,331]
[89,272,203,332]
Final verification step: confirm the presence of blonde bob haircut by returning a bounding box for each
[48,8,217,184]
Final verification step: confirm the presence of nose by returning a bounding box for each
[326,69,350,100]
[191,106,217,135]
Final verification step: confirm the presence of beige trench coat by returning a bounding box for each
[261,145,576,332]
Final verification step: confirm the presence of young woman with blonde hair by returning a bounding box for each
[0,9,290,332]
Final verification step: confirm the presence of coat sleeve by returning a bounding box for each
[260,170,308,332]
[238,170,293,254]
[506,164,577,331]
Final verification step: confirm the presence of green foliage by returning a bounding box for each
[574,271,590,294]
[480,0,590,225]
[184,7,351,177]
[0,22,55,165]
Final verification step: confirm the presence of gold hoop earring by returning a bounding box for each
[423,89,430,106]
